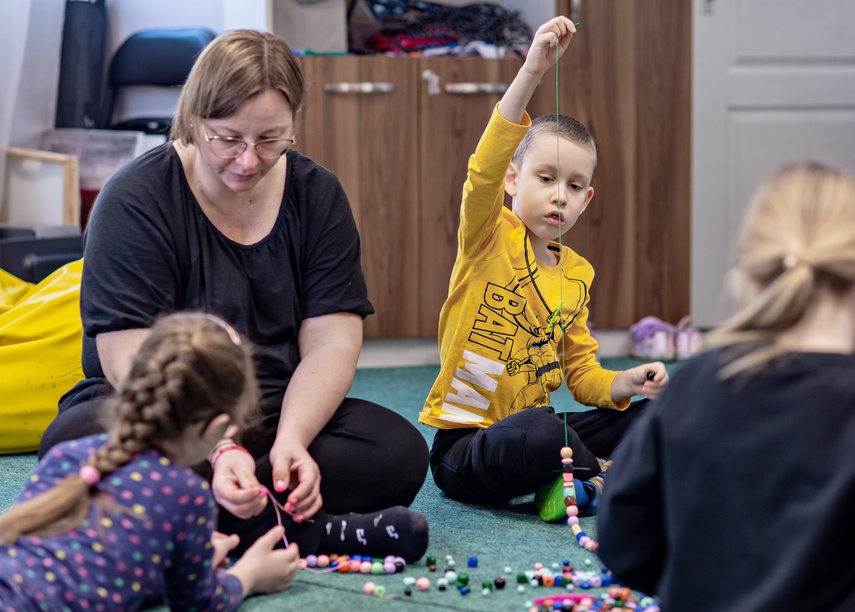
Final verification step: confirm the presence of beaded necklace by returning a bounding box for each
[553,33,597,553]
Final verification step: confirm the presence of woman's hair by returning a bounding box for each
[513,114,598,173]
[170,29,305,145]
[709,161,855,377]
[0,313,257,543]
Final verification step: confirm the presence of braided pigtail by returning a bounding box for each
[709,162,855,378]
[0,313,257,543]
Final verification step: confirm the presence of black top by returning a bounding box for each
[598,348,855,612]
[63,143,373,417]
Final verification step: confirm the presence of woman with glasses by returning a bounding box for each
[38,29,430,564]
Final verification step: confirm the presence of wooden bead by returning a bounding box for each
[560,446,573,459]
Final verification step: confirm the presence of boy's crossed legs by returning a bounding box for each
[429,402,648,513]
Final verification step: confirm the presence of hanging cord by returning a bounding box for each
[555,37,570,451]
[553,32,598,552]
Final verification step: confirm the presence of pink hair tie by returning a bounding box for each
[80,465,102,486]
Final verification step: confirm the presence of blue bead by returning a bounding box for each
[467,556,478,568]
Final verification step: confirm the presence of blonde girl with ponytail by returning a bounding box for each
[598,162,855,612]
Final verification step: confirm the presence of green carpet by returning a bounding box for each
[0,358,674,610]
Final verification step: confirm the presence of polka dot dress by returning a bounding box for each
[0,435,243,611]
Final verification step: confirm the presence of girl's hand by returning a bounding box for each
[268,436,323,521]
[227,526,300,596]
[211,531,239,568]
[211,449,269,519]
[523,16,577,76]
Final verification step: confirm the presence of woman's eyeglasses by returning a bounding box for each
[202,128,294,160]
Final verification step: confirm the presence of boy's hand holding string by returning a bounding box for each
[498,16,576,124]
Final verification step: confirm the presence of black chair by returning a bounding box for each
[98,27,216,135]
[0,228,83,283]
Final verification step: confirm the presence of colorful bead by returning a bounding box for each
[467,556,478,568]
[494,576,506,590]
[416,577,431,591]
[362,581,375,595]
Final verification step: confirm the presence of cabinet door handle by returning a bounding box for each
[323,82,395,94]
[444,82,508,95]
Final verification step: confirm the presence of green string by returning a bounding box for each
[555,39,570,451]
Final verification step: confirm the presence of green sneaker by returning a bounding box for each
[534,475,567,522]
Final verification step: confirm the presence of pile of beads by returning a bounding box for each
[301,553,406,575]
[528,587,661,611]
[561,446,598,551]
[520,560,612,591]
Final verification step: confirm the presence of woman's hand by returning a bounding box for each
[268,436,323,521]
[211,448,269,519]
[267,312,361,520]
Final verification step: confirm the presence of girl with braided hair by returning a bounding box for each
[598,162,855,611]
[0,312,299,610]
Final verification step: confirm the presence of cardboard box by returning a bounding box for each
[40,128,164,191]
[270,0,348,53]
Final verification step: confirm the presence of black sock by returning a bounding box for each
[318,506,429,563]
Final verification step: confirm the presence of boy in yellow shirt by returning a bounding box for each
[419,16,668,519]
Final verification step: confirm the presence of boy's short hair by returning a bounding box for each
[513,114,597,174]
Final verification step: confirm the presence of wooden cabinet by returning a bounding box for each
[297,0,690,339]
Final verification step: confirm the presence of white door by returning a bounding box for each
[691,0,855,327]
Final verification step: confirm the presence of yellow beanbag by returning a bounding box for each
[0,259,84,454]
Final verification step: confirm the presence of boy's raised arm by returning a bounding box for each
[498,16,576,124]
